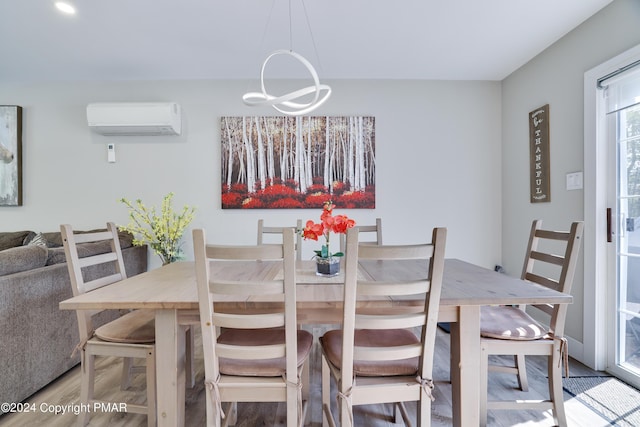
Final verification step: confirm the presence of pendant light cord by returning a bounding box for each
[301,0,324,73]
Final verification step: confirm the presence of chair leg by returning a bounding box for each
[479,342,489,427]
[548,352,567,427]
[417,386,431,427]
[339,384,351,427]
[515,354,529,391]
[321,355,334,427]
[203,377,217,427]
[226,402,237,426]
[121,357,134,390]
[185,325,196,388]
[145,348,157,427]
[77,352,94,427]
[285,375,298,427]
[393,402,402,424]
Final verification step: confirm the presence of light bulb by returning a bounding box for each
[54,1,76,15]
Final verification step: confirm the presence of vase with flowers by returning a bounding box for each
[119,192,196,266]
[301,200,356,276]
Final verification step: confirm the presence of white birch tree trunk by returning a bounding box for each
[224,117,234,191]
[356,116,365,191]
[264,117,275,185]
[348,117,355,190]
[243,117,255,193]
[324,116,331,189]
[296,116,307,193]
[255,116,266,190]
[281,117,288,182]
[306,117,313,189]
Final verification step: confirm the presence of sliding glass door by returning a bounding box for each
[604,65,640,385]
[612,103,640,383]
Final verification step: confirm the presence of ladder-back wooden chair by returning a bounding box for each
[193,227,313,427]
[61,222,156,427]
[257,218,303,260]
[320,226,447,427]
[339,217,382,253]
[479,220,584,426]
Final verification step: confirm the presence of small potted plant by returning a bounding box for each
[119,192,196,265]
[301,200,355,276]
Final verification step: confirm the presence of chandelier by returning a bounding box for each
[242,0,331,116]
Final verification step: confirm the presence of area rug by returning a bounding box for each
[563,376,640,426]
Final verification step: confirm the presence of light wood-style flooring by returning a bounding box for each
[0,326,615,426]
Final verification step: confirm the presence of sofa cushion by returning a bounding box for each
[23,232,48,248]
[46,240,134,266]
[0,231,33,251]
[0,245,48,276]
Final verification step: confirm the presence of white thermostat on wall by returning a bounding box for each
[107,143,116,163]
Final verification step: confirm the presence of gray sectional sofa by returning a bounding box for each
[0,229,147,412]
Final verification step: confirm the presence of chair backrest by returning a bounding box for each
[340,225,447,384]
[61,222,127,339]
[339,217,382,253]
[257,218,303,260]
[193,227,299,384]
[520,220,584,335]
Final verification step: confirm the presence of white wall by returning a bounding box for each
[0,79,502,270]
[501,0,640,355]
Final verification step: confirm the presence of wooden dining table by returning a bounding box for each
[59,258,572,427]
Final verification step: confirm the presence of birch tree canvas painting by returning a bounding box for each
[221,116,375,209]
[0,106,22,206]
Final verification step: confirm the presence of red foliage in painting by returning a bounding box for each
[221,192,245,209]
[222,179,375,209]
[307,184,329,194]
[284,179,298,189]
[331,181,348,196]
[335,191,375,209]
[261,184,298,197]
[304,193,332,208]
[258,184,304,206]
[263,177,284,187]
[241,197,264,209]
[227,183,248,193]
[267,197,305,209]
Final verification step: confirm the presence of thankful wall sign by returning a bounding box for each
[529,104,550,203]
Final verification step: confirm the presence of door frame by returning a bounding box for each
[584,43,640,371]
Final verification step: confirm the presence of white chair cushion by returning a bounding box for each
[480,305,547,340]
[95,309,155,343]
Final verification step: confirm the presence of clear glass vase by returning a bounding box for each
[316,256,340,277]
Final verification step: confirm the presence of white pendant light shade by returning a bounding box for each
[243,50,331,116]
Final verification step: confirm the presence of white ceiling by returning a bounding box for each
[0,0,613,83]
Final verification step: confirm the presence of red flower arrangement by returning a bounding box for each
[302,200,356,258]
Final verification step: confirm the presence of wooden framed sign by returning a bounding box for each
[529,104,550,203]
[0,105,22,206]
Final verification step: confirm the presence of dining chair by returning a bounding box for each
[479,220,584,426]
[61,222,157,427]
[193,227,313,427]
[320,225,447,427]
[339,217,382,253]
[257,218,303,260]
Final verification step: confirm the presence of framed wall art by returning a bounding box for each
[529,104,550,203]
[221,116,375,209]
[0,106,23,206]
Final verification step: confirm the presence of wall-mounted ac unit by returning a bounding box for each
[86,102,182,136]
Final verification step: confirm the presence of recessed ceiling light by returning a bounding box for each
[54,1,76,15]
